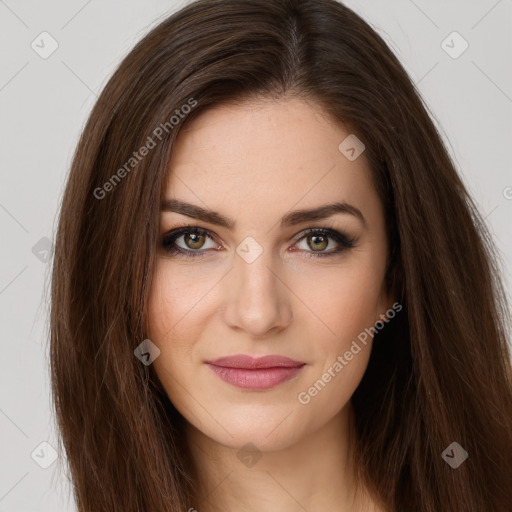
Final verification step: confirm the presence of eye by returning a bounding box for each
[160,225,356,259]
[292,228,356,258]
[161,226,220,258]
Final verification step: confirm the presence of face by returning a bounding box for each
[147,97,393,452]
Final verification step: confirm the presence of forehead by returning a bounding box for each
[164,98,379,224]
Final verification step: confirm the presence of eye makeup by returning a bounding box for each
[159,223,357,260]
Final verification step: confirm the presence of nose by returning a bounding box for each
[222,247,293,338]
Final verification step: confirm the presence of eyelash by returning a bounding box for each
[160,224,356,259]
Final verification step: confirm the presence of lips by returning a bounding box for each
[205,354,305,390]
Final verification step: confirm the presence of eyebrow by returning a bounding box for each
[160,198,367,230]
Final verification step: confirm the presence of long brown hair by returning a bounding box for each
[49,0,512,510]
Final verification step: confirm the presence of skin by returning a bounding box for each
[147,97,394,512]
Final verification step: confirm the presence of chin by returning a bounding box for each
[186,408,309,453]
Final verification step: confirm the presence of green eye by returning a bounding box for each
[161,226,356,259]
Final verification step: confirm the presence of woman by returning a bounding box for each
[49,0,512,510]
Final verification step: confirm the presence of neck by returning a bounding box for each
[183,402,377,512]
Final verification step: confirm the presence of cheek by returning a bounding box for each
[147,262,213,340]
[293,261,383,348]
[146,262,227,411]
[146,264,200,386]
[291,263,382,411]
[299,347,371,430]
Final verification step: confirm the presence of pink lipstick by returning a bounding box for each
[205,354,305,390]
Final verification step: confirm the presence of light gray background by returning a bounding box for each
[0,1,511,510]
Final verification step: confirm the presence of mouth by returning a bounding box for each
[205,354,306,391]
